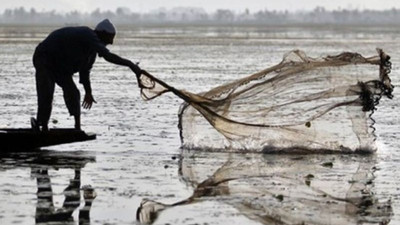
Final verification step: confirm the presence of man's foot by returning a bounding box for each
[74,115,81,131]
[41,125,49,132]
[75,124,81,131]
[30,117,40,132]
[31,117,49,132]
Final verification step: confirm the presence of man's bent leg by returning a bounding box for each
[58,77,81,130]
[35,67,55,131]
[74,115,81,130]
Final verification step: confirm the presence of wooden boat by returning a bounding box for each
[0,128,96,152]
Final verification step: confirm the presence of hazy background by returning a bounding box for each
[1,0,400,13]
[1,0,400,25]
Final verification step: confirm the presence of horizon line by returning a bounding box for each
[2,5,400,14]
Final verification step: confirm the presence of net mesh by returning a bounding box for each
[138,49,393,153]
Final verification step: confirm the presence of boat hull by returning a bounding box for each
[0,128,96,152]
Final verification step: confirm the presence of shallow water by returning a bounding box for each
[0,24,399,224]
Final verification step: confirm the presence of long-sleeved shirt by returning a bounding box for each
[35,26,109,86]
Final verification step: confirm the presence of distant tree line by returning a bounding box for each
[1,6,400,25]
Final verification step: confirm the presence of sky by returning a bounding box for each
[1,0,400,13]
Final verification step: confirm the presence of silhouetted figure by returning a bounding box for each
[35,168,81,223]
[33,168,97,224]
[32,19,142,131]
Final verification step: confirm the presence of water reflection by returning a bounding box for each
[0,151,96,225]
[137,151,392,224]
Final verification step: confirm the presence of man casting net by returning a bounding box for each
[137,49,393,153]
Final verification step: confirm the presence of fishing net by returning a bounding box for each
[138,49,393,153]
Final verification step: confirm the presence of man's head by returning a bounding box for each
[95,19,116,45]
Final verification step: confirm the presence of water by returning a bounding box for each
[0,24,399,224]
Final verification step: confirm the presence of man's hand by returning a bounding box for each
[82,93,97,110]
[130,63,142,79]
[130,63,145,88]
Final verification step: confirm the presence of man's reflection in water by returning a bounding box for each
[137,152,393,225]
[0,151,96,225]
[33,168,97,224]
[34,168,77,222]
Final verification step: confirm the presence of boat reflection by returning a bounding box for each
[0,150,96,225]
[137,151,392,225]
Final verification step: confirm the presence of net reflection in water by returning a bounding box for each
[137,151,392,224]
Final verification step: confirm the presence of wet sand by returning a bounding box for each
[0,24,399,224]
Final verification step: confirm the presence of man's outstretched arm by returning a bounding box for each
[102,52,142,77]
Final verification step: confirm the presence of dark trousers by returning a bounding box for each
[33,50,80,126]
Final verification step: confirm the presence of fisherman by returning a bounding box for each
[31,19,141,131]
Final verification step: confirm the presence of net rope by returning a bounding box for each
[137,49,393,153]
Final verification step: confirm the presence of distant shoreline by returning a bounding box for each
[2,22,400,27]
[1,7,400,26]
